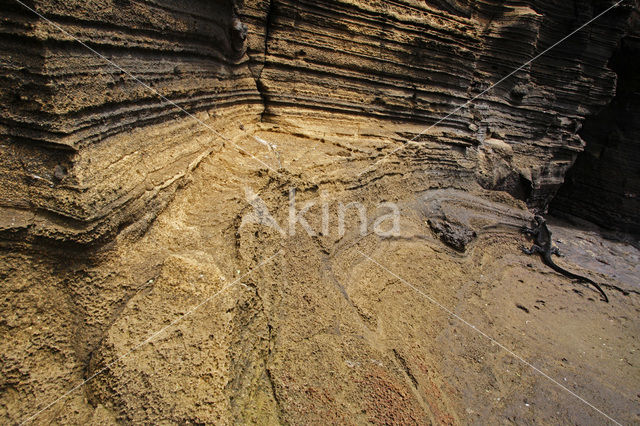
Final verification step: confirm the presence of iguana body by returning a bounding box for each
[522,215,609,303]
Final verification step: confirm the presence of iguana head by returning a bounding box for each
[534,215,546,225]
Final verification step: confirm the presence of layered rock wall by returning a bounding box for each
[0,0,262,244]
[1,2,639,424]
[0,0,636,246]
[257,0,630,205]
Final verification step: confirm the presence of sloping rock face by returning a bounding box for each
[551,8,640,235]
[1,0,637,246]
[5,133,639,424]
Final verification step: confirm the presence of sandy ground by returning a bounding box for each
[1,124,639,424]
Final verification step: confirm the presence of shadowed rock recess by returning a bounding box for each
[1,0,639,425]
[552,5,640,235]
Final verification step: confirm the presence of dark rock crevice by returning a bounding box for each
[551,6,640,235]
[256,0,274,121]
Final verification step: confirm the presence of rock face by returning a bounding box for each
[2,2,640,424]
[551,7,640,235]
[256,0,632,206]
[4,136,639,423]
[0,0,262,245]
[0,0,636,246]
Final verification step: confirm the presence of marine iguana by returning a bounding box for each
[521,215,609,303]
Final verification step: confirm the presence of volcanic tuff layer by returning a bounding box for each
[0,0,638,246]
[0,0,262,245]
[3,126,639,424]
[2,2,640,423]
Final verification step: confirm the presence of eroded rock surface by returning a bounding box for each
[0,0,261,244]
[421,188,532,251]
[0,0,637,245]
[256,0,633,207]
[2,127,639,424]
[1,1,640,425]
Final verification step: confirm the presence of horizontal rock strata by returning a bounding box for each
[258,0,631,206]
[0,0,261,244]
[0,0,636,246]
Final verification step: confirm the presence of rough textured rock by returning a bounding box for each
[423,188,532,251]
[5,131,640,423]
[2,1,640,425]
[87,252,239,424]
[0,0,262,244]
[428,217,478,251]
[1,0,637,246]
[257,0,632,207]
[2,123,640,424]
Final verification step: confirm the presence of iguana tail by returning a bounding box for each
[543,253,609,303]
